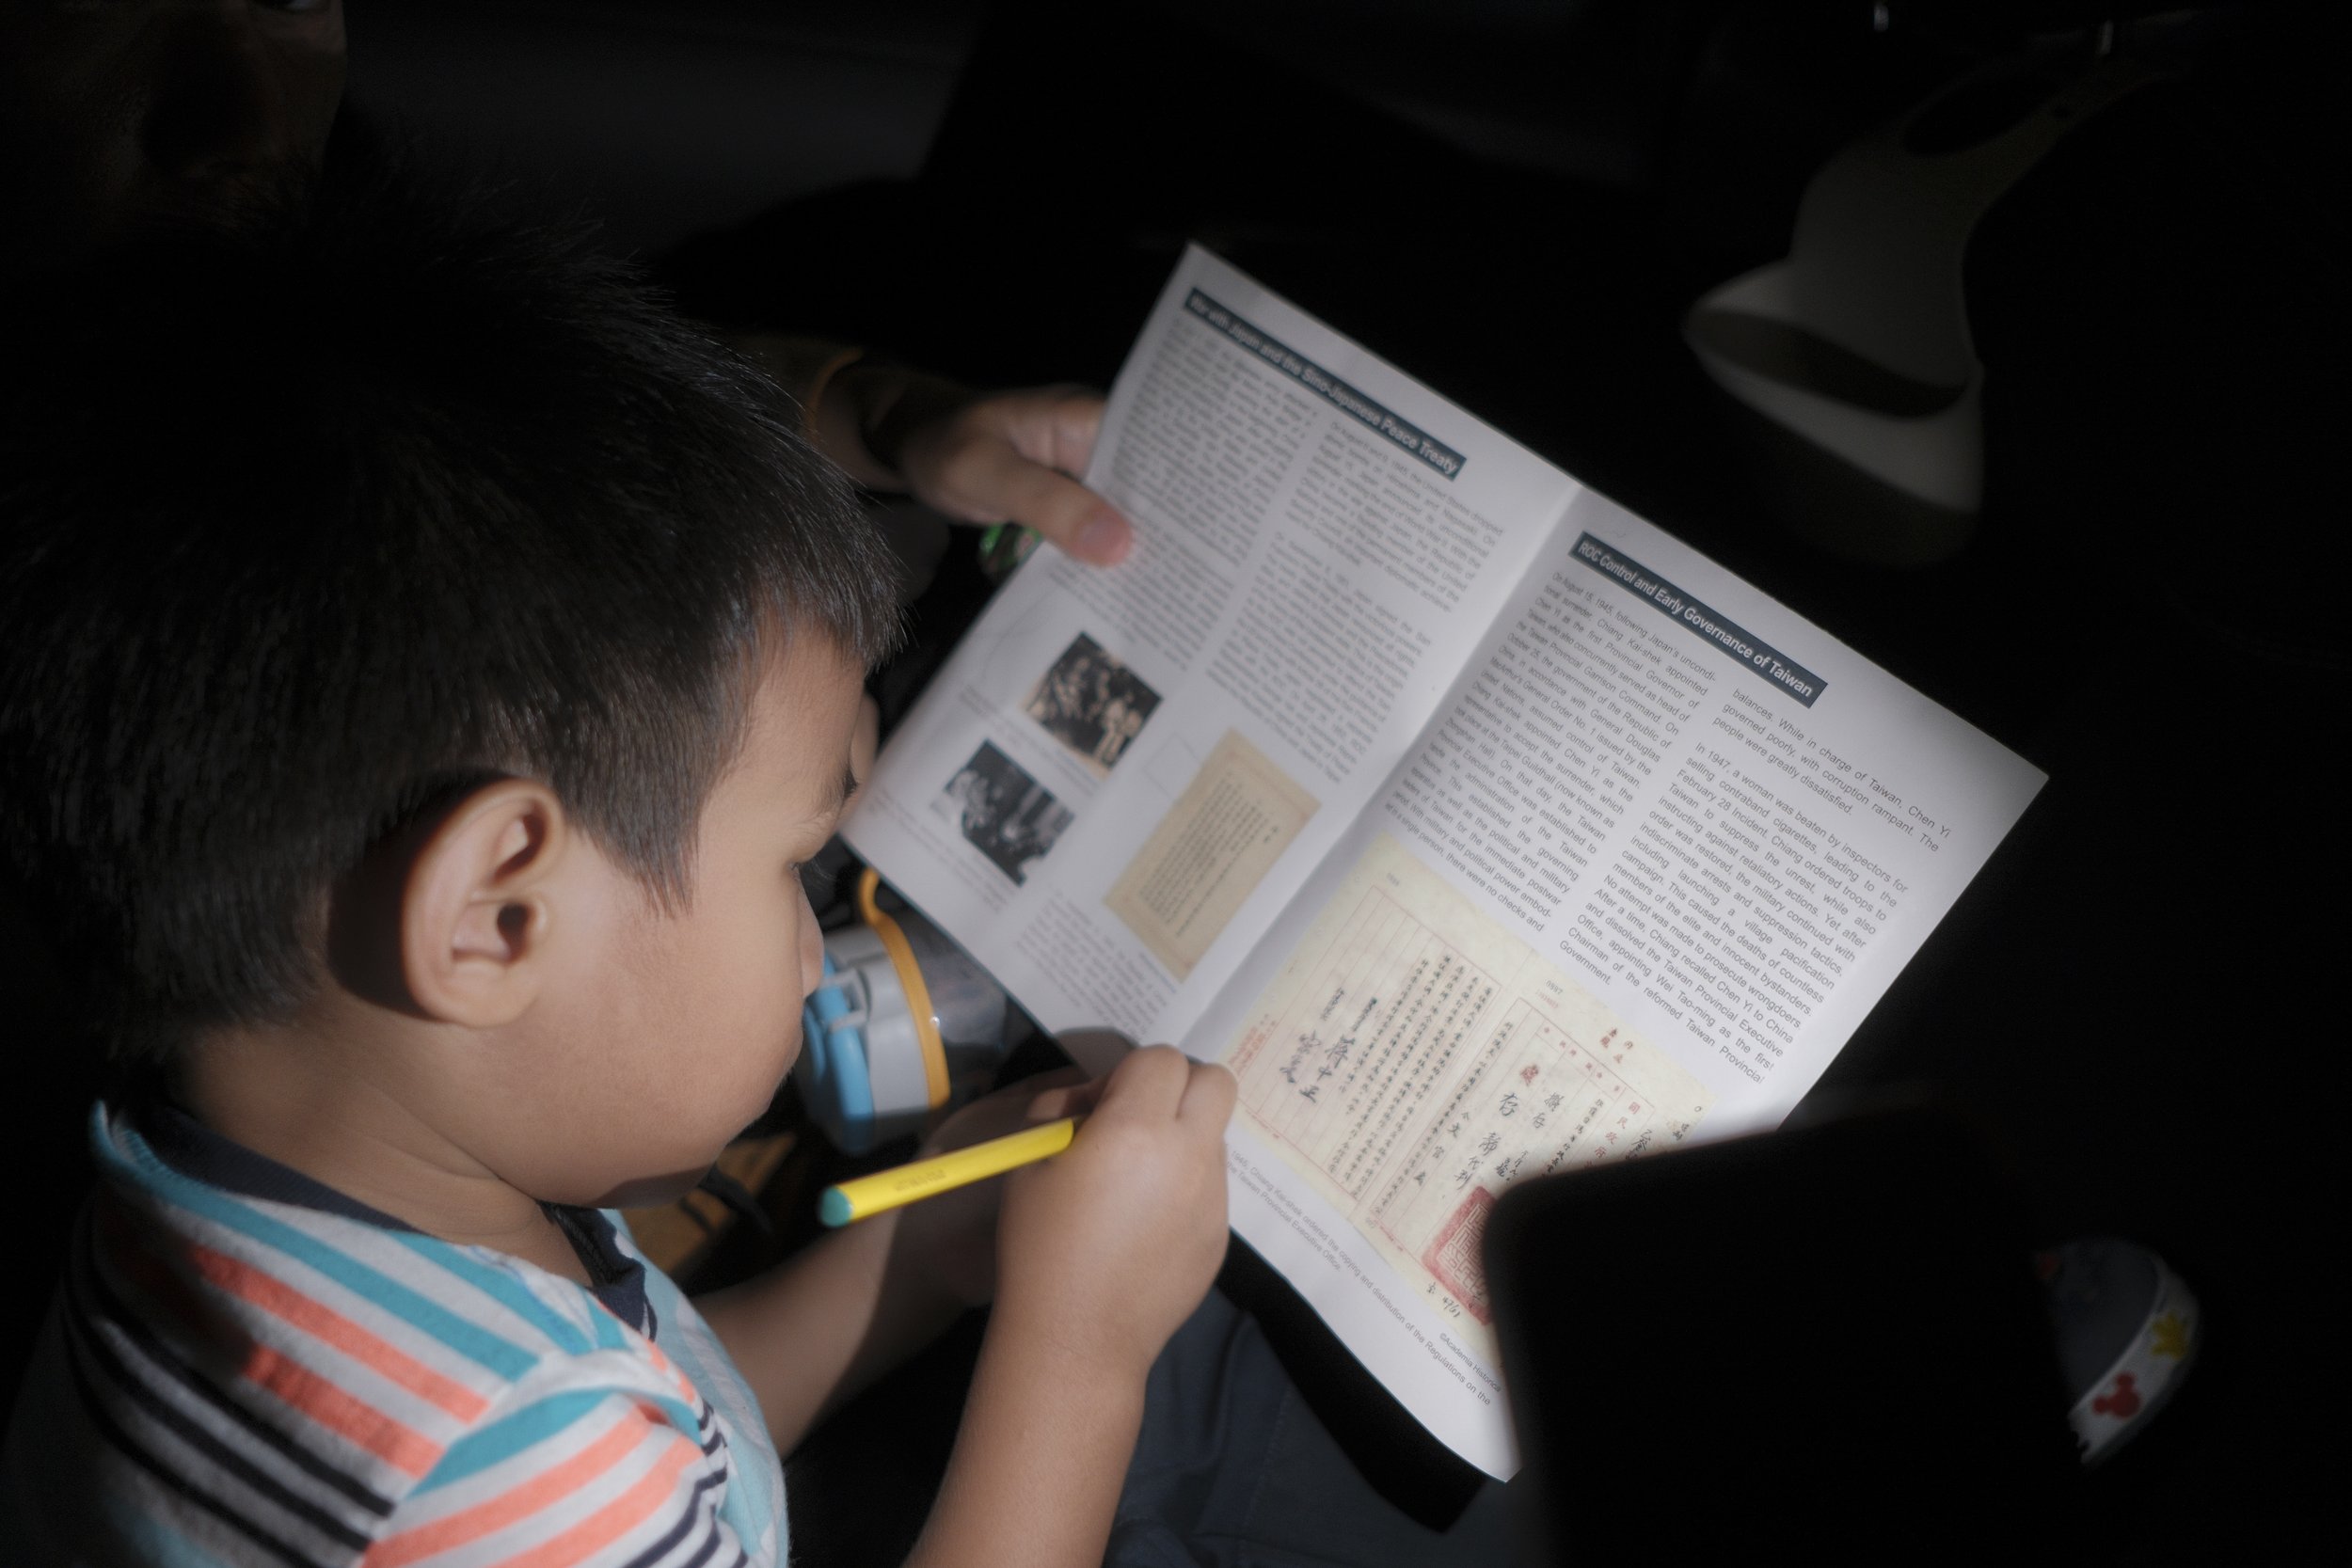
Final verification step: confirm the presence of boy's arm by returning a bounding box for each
[690,1206,948,1455]
[906,1303,1150,1568]
[907,1047,1236,1568]
[691,1078,1065,1454]
[699,1047,1232,1562]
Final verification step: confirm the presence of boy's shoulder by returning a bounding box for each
[1,1103,786,1566]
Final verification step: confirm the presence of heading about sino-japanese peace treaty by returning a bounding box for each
[1184,289,1468,480]
[1181,287,1822,707]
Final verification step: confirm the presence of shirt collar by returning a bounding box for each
[130,1098,654,1337]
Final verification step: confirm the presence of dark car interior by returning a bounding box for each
[9,0,2343,1560]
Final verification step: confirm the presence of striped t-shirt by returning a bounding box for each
[2,1102,787,1566]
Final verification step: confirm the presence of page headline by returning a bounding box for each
[1570,533,1827,706]
[1184,290,1466,480]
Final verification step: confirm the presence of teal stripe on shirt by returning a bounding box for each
[412,1390,612,1494]
[416,1386,705,1497]
[589,1301,627,1352]
[382,1233,592,1356]
[108,1133,540,1380]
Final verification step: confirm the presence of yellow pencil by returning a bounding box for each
[818,1117,1081,1227]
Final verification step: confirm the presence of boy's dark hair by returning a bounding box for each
[0,153,901,1063]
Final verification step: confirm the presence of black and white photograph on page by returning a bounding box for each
[934,740,1075,885]
[1023,632,1163,777]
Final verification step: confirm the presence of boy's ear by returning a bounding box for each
[400,780,572,1028]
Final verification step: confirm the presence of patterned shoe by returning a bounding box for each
[2039,1236,2200,1465]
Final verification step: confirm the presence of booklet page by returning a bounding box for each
[849,248,2046,1480]
[1182,488,2047,1475]
[844,246,1578,1047]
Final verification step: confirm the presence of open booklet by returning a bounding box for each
[842,245,2045,1477]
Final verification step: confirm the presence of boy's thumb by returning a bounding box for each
[1026,1079,1101,1122]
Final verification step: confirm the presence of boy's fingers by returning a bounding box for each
[984,384,1104,483]
[898,385,1134,564]
[1095,1044,1191,1120]
[1178,1061,1238,1129]
[1025,1076,1104,1122]
[922,1066,1089,1154]
[961,443,1132,565]
[1003,1064,1086,1117]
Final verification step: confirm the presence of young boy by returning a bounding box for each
[0,164,1234,1565]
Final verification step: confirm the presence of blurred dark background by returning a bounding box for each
[13,0,2344,1560]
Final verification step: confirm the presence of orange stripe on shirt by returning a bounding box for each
[245,1342,441,1478]
[628,1336,699,1407]
[186,1242,489,1421]
[489,1434,699,1568]
[90,1197,238,1349]
[363,1407,649,1568]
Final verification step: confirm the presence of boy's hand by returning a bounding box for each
[992,1046,1236,1379]
[723,333,1134,564]
[891,1065,1088,1311]
[869,375,1135,566]
[904,1049,1232,1568]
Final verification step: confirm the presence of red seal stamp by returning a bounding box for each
[1422,1186,1496,1324]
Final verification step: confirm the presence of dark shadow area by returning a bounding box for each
[1487,1107,2083,1560]
[7,0,2338,1560]
[659,4,2342,1559]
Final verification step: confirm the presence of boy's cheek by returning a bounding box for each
[794,872,828,995]
[774,1016,805,1081]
